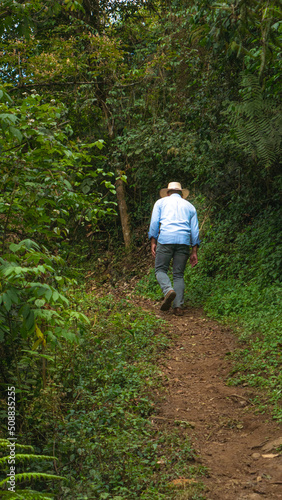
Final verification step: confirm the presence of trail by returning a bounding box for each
[134,296,282,499]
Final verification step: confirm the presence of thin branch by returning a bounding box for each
[2,141,28,153]
[9,81,101,91]
[0,69,18,83]
[57,120,70,128]
[0,9,11,19]
[9,78,146,92]
[229,394,255,406]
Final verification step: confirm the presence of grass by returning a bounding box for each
[203,280,282,420]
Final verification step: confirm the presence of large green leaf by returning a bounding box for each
[2,293,12,312]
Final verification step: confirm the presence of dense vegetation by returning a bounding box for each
[0,0,281,498]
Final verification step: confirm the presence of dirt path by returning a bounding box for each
[137,298,282,500]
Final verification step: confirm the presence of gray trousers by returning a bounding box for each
[155,243,190,308]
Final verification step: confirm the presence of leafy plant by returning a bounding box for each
[227,73,282,167]
[0,239,90,393]
[0,439,66,499]
[8,295,206,499]
[0,87,117,256]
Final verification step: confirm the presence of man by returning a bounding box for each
[148,182,200,316]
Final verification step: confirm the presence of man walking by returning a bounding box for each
[148,182,200,316]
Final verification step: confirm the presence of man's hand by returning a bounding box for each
[190,246,198,268]
[151,237,157,258]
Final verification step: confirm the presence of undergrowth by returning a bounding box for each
[1,293,206,499]
[49,294,207,498]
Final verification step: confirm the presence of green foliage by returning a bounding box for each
[227,73,282,167]
[0,87,117,253]
[0,239,89,344]
[136,269,163,300]
[0,439,65,499]
[187,207,282,420]
[0,492,53,499]
[10,295,205,499]
[0,238,92,401]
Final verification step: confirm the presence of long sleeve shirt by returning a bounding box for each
[148,193,200,247]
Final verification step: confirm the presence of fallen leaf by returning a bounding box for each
[261,453,279,459]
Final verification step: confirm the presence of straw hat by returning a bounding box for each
[159,182,189,199]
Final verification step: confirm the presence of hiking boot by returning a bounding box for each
[160,290,176,311]
[173,307,184,316]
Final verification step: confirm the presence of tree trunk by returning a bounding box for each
[100,100,131,248]
[116,170,131,248]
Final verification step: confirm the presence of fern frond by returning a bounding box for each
[0,441,34,453]
[190,25,209,44]
[0,440,12,449]
[0,489,53,499]
[0,442,64,498]
[227,73,282,165]
[11,445,34,452]
[0,455,57,466]
[0,472,66,487]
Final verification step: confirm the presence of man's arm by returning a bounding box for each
[151,237,157,258]
[148,201,161,258]
[190,245,198,268]
[190,210,200,268]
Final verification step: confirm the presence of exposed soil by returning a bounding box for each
[134,297,282,500]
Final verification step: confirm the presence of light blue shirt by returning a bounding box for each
[148,193,200,246]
